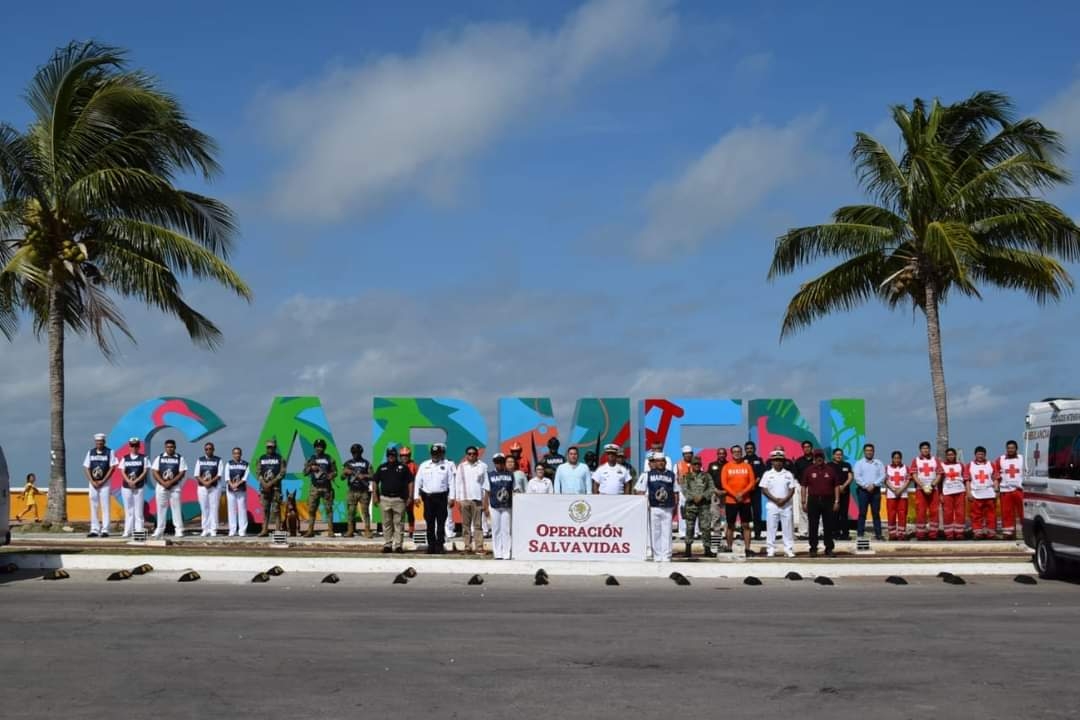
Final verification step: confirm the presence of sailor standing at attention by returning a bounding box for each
[83,432,118,538]
[195,442,224,537]
[635,452,677,562]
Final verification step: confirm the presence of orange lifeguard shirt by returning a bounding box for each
[721,461,756,504]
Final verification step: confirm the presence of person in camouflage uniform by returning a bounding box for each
[680,456,716,558]
[304,438,338,538]
[343,443,373,538]
[256,438,287,537]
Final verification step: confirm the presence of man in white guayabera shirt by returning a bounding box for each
[455,446,488,554]
[554,447,591,494]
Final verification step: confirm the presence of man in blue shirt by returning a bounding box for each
[853,443,886,540]
[554,447,591,494]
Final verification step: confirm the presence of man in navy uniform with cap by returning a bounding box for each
[151,439,188,539]
[83,432,118,538]
[483,452,515,559]
[635,452,677,562]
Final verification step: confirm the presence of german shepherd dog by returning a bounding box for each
[284,492,300,537]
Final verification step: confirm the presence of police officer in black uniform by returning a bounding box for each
[343,443,373,538]
[256,439,287,537]
[372,447,414,553]
[744,441,766,540]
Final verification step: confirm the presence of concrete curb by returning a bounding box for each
[5,551,1032,579]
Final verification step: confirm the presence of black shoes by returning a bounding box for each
[381,546,392,554]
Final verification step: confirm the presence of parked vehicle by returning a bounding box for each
[1023,398,1080,578]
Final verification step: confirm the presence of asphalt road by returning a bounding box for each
[1,571,1077,719]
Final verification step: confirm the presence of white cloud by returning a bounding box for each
[1040,76,1080,165]
[733,51,772,81]
[950,384,1005,419]
[634,112,823,256]
[263,0,677,222]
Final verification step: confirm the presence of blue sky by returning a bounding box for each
[2,0,1080,483]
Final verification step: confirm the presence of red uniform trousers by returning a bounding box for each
[941,493,966,540]
[914,488,940,539]
[999,490,1023,539]
[969,497,997,538]
[886,497,908,540]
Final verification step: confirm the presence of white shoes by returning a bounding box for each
[785,550,796,558]
[766,550,776,557]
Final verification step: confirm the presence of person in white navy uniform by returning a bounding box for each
[195,441,224,537]
[593,444,632,495]
[151,439,188,538]
[119,438,149,537]
[414,442,456,554]
[759,449,798,558]
[635,452,677,562]
[83,433,118,538]
[483,453,515,559]
[224,447,250,536]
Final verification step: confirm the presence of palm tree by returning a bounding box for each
[769,92,1080,459]
[0,42,251,523]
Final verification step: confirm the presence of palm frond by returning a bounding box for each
[851,132,907,212]
[973,197,1080,259]
[769,222,896,278]
[97,219,250,297]
[831,204,908,233]
[968,247,1074,303]
[779,252,889,337]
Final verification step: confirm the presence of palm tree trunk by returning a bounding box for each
[923,284,950,460]
[45,284,67,524]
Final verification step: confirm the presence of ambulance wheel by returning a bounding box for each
[1034,530,1060,580]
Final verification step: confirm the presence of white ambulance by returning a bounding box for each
[1023,398,1080,578]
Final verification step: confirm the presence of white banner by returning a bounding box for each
[511,494,648,562]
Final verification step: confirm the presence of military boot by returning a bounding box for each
[303,521,315,538]
[703,541,716,558]
[346,519,356,538]
[684,541,693,559]
[258,526,270,538]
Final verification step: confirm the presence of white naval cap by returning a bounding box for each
[93,433,107,441]
[681,444,693,454]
